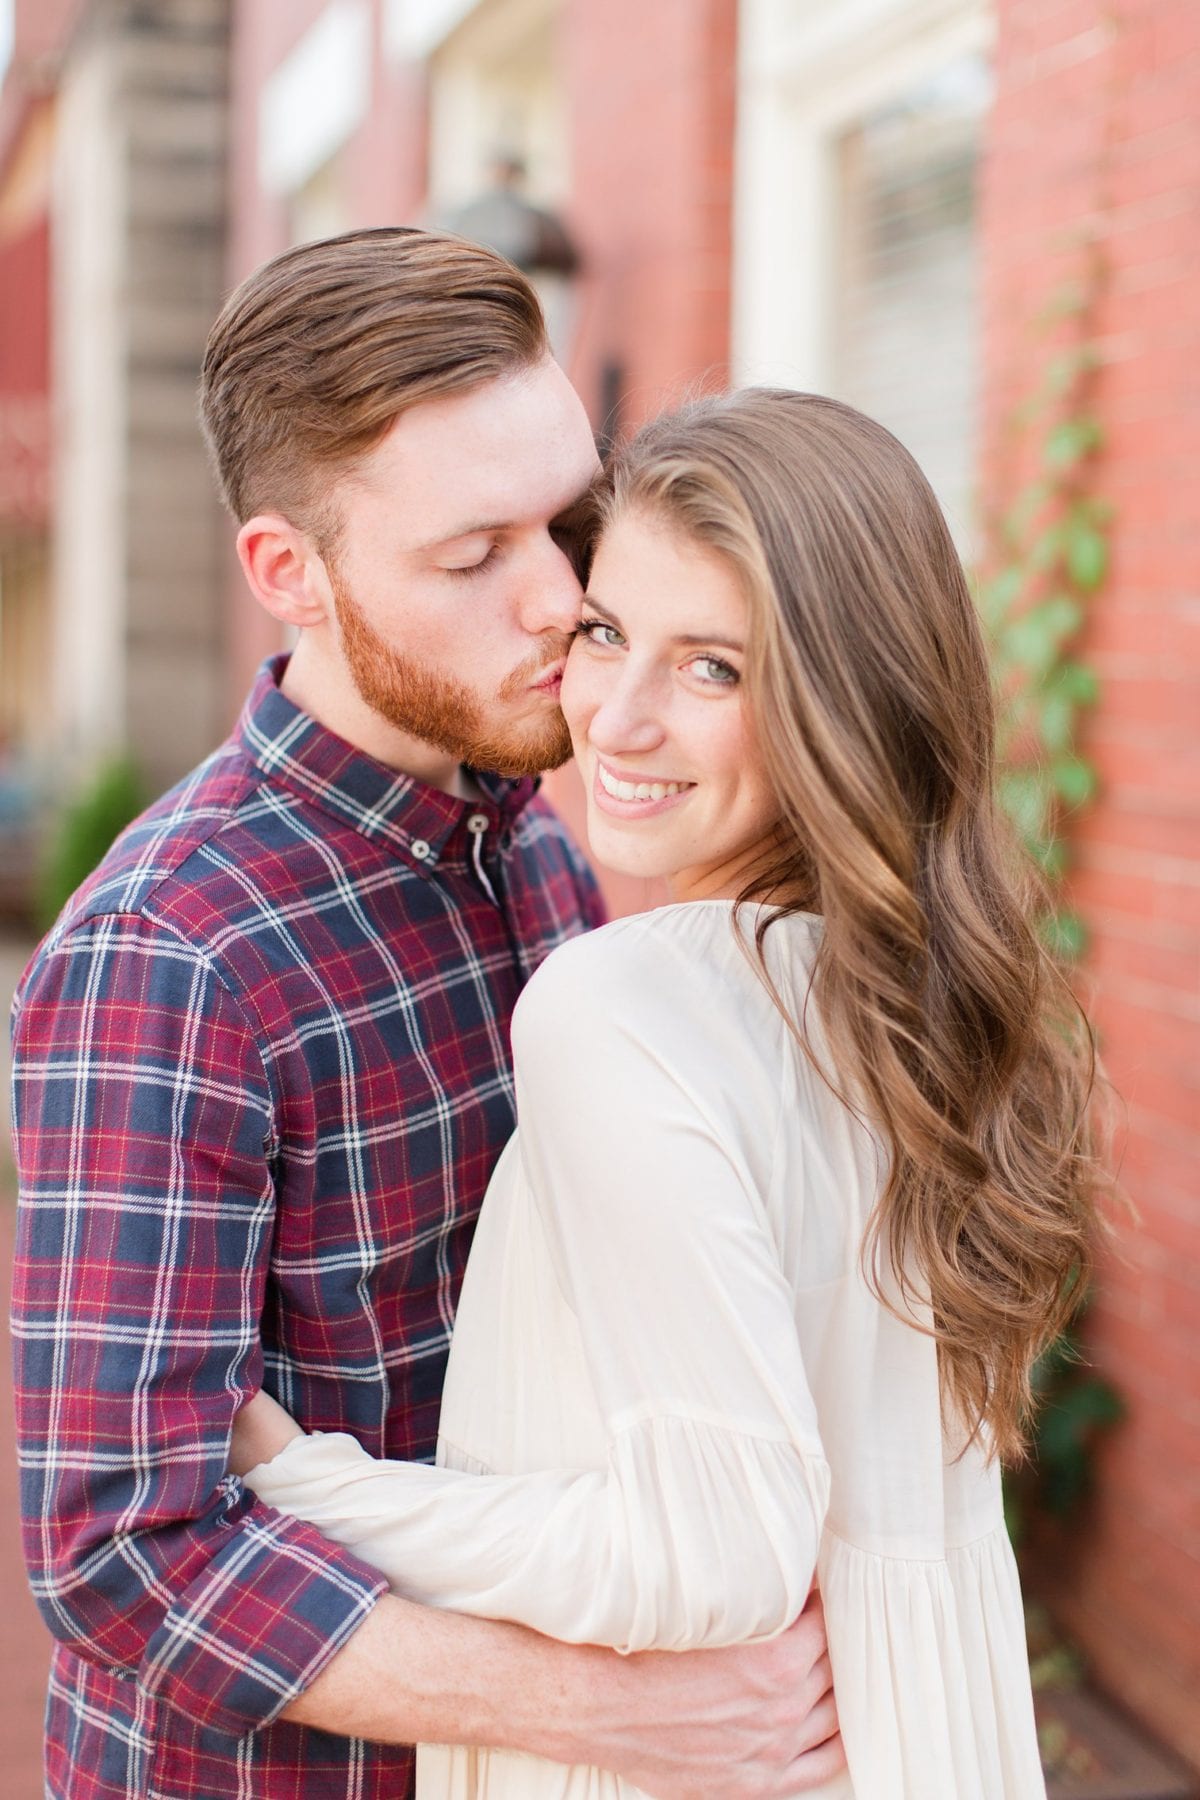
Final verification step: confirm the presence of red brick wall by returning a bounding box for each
[543,0,737,907]
[561,0,737,433]
[980,0,1200,1766]
[0,214,50,523]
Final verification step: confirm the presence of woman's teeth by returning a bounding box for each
[598,764,690,803]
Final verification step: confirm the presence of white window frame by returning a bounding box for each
[732,0,994,390]
[385,0,483,61]
[0,0,14,90]
[424,0,566,211]
[258,0,372,197]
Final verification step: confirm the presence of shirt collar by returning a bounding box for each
[236,655,539,869]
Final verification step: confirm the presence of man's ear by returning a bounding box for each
[236,514,332,630]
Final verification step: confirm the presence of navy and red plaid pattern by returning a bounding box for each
[10,656,603,1799]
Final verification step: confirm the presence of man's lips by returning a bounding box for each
[529,661,565,695]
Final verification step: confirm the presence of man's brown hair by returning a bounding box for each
[199,226,548,543]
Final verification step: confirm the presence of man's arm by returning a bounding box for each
[9,915,387,1737]
[284,1590,843,1800]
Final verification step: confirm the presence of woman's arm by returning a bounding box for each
[244,927,831,1654]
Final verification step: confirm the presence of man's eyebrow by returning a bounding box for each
[582,594,744,652]
[404,479,599,558]
[405,520,510,554]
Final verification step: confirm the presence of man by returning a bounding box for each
[10,228,842,1799]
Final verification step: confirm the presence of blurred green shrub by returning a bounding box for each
[37,755,147,929]
[1004,1284,1126,1555]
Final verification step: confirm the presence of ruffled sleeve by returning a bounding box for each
[247,920,831,1652]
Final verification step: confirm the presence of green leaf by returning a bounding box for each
[1065,519,1108,591]
[998,773,1054,858]
[1041,910,1088,961]
[38,756,148,930]
[1044,344,1098,396]
[1042,593,1085,638]
[1044,416,1103,471]
[999,596,1083,676]
[1038,693,1076,754]
[1035,837,1069,879]
[1064,1378,1126,1429]
[977,564,1025,628]
[1054,661,1100,705]
[1051,754,1097,807]
[1031,1333,1081,1394]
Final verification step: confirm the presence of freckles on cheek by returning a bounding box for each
[559,653,594,735]
[712,708,754,772]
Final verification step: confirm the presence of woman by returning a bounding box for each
[232,391,1102,1798]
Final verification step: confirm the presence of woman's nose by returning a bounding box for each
[586,673,667,756]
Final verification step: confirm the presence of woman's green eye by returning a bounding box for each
[576,618,625,648]
[690,655,739,686]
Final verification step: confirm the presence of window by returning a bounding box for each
[832,54,990,543]
[734,0,994,543]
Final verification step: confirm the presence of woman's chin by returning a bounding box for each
[583,815,675,884]
[593,847,676,883]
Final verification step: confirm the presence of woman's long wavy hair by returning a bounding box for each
[597,389,1106,1463]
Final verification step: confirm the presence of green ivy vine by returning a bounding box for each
[976,264,1109,960]
[982,258,1127,1566]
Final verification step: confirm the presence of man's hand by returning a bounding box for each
[560,1593,844,1799]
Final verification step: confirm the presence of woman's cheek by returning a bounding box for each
[560,646,596,737]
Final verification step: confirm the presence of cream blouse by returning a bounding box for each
[247,901,1046,1800]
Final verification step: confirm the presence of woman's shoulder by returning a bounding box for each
[514,900,821,1049]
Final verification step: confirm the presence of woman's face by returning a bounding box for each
[561,507,782,901]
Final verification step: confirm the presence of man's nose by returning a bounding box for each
[516,536,584,637]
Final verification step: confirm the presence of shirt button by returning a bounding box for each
[410,838,433,862]
[466,813,489,835]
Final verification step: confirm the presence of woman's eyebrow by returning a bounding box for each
[581,594,624,629]
[582,594,744,653]
[674,632,745,651]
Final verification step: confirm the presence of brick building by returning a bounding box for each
[0,0,65,819]
[1,0,232,803]
[0,0,1197,1778]
[979,0,1200,1766]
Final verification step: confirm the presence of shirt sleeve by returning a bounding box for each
[245,922,831,1653]
[9,915,387,1738]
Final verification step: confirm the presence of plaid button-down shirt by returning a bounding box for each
[9,656,604,1799]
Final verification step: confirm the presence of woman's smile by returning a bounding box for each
[593,758,697,815]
